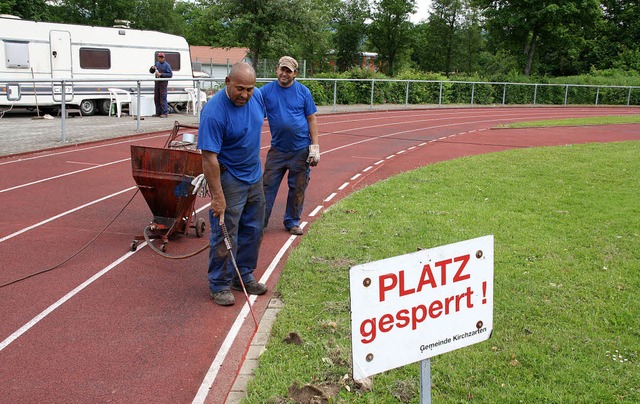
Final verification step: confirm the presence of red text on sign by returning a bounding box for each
[360,286,474,344]
[378,254,471,302]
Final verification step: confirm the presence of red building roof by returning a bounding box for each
[189,46,250,64]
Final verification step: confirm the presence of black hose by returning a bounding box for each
[143,225,209,259]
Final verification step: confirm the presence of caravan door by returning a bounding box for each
[50,30,73,102]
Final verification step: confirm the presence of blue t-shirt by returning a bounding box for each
[154,61,173,78]
[261,80,317,152]
[197,87,265,184]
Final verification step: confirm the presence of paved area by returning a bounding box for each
[0,104,420,157]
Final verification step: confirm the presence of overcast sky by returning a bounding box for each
[410,1,431,23]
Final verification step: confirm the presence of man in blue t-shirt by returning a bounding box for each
[261,56,320,236]
[197,62,268,307]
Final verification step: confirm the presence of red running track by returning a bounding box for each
[1,107,639,403]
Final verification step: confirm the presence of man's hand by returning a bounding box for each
[210,194,226,218]
[307,144,320,166]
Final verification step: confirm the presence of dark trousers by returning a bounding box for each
[207,172,265,293]
[154,82,168,115]
[263,147,310,229]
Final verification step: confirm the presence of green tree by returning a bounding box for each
[132,0,185,33]
[178,1,233,47]
[48,0,136,26]
[0,0,51,20]
[368,0,416,76]
[476,0,601,76]
[200,0,334,74]
[333,0,370,72]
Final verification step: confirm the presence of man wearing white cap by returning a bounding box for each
[261,56,320,236]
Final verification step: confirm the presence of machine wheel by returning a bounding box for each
[160,244,167,252]
[130,240,138,251]
[195,217,206,238]
[79,99,96,116]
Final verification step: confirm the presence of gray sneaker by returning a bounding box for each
[210,290,235,306]
[288,225,303,235]
[231,280,268,295]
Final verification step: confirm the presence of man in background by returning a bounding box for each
[261,56,320,236]
[150,52,172,117]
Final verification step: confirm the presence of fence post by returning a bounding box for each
[405,81,410,109]
[370,79,375,110]
[471,83,475,106]
[438,82,443,106]
[564,85,569,106]
[136,81,142,132]
[533,84,538,106]
[502,84,506,105]
[595,87,600,106]
[628,87,632,106]
[333,80,337,112]
[60,80,67,143]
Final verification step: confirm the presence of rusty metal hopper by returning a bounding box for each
[131,144,203,234]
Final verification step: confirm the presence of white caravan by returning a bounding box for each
[0,15,194,115]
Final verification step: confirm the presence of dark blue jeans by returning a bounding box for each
[263,147,310,230]
[154,82,168,115]
[208,172,265,293]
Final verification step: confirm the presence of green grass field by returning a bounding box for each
[244,122,639,402]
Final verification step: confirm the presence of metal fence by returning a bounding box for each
[4,77,640,142]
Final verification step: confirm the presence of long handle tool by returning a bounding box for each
[220,220,259,328]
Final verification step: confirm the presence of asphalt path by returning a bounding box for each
[1,106,639,403]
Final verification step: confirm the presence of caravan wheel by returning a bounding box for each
[80,100,96,116]
[98,99,111,115]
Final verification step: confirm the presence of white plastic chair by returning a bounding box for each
[107,88,132,117]
[185,88,207,115]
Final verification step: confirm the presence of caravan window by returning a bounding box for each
[156,52,180,71]
[5,41,30,68]
[80,48,111,69]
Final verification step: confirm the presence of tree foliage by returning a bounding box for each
[4,0,640,79]
[476,0,602,76]
[333,0,370,72]
[368,0,416,76]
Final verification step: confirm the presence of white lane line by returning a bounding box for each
[193,225,303,404]
[324,193,337,202]
[309,206,323,217]
[0,186,137,243]
[0,244,145,352]
[363,166,373,172]
[338,182,349,191]
[350,173,362,180]
[0,158,130,194]
[0,133,168,166]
